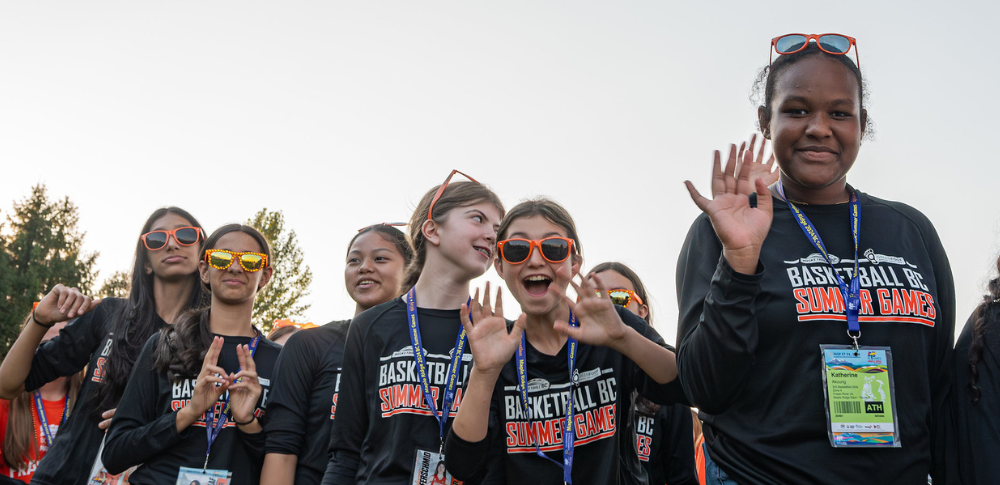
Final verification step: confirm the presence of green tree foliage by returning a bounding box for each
[247,208,312,333]
[0,185,99,358]
[98,270,132,299]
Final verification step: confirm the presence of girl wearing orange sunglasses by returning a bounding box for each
[681,35,952,485]
[0,207,208,485]
[261,224,414,485]
[324,171,505,485]
[102,224,281,484]
[445,198,682,484]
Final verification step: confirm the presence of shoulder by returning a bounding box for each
[858,191,939,233]
[348,299,405,337]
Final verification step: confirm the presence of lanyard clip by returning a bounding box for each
[848,330,861,356]
[203,455,210,472]
[438,441,444,458]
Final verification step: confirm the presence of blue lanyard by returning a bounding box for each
[203,329,261,470]
[32,391,67,447]
[777,182,862,343]
[514,311,578,485]
[404,288,469,455]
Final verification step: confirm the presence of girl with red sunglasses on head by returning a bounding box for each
[101,224,282,485]
[587,262,699,485]
[679,35,953,485]
[262,224,413,485]
[0,207,209,485]
[323,171,504,485]
[0,321,83,484]
[445,198,683,484]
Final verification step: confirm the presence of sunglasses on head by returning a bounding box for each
[357,222,407,233]
[140,226,202,251]
[204,249,268,272]
[497,237,574,265]
[770,33,859,67]
[607,288,643,307]
[427,170,480,221]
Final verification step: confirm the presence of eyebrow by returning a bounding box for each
[781,96,857,107]
[508,231,564,239]
[151,224,193,231]
[348,247,395,255]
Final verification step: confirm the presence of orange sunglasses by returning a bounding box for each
[770,33,859,67]
[607,288,643,307]
[427,170,480,221]
[497,237,574,264]
[140,226,202,251]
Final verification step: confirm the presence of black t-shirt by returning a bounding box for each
[323,299,476,485]
[675,191,955,485]
[633,404,698,485]
[445,307,685,485]
[264,320,349,485]
[101,331,281,485]
[947,313,1000,484]
[22,298,154,485]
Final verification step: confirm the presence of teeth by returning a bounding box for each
[476,247,490,257]
[358,280,376,285]
[525,275,550,282]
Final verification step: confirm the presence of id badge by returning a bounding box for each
[411,448,462,485]
[176,466,232,485]
[820,345,900,448]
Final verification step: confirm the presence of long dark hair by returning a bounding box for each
[403,181,504,289]
[91,207,207,419]
[969,257,1000,402]
[153,224,272,382]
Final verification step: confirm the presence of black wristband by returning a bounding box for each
[231,415,256,426]
[32,312,56,329]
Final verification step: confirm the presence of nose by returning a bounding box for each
[805,113,832,139]
[526,243,546,267]
[359,257,374,273]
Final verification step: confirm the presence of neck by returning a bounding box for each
[524,303,570,356]
[774,176,850,205]
[354,303,368,317]
[208,296,256,337]
[152,276,196,324]
[38,377,68,401]
[411,258,474,310]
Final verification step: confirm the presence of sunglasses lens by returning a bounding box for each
[608,290,631,307]
[143,232,168,249]
[817,35,850,54]
[540,239,570,262]
[240,254,264,271]
[175,228,200,245]
[208,251,233,269]
[775,35,807,54]
[501,241,531,263]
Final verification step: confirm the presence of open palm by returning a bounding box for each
[461,283,525,375]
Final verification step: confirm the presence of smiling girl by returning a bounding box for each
[323,171,504,485]
[101,224,282,485]
[262,224,413,485]
[679,35,953,484]
[0,208,207,485]
[445,198,682,484]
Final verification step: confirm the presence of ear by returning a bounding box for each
[494,254,505,279]
[199,261,210,285]
[421,219,441,248]
[757,106,771,139]
[859,108,868,139]
[637,304,650,320]
[145,261,153,275]
[257,267,274,291]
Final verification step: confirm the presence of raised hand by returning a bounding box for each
[33,284,100,325]
[461,282,525,376]
[685,144,773,274]
[736,133,778,187]
[181,337,229,425]
[227,343,262,425]
[554,272,629,349]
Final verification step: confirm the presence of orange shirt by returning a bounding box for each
[0,396,67,483]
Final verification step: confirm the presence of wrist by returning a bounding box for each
[470,366,502,382]
[722,247,761,275]
[31,312,55,329]
[607,326,636,354]
[231,414,256,426]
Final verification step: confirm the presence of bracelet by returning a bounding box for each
[31,312,55,329]
[231,415,256,426]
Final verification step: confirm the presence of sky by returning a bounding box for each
[2,1,998,344]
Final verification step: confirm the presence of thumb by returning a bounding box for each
[755,177,773,216]
[553,318,582,341]
[510,313,527,339]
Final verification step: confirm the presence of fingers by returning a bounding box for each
[202,337,223,369]
[709,150,725,197]
[493,287,503,320]
[589,272,609,296]
[68,292,93,319]
[684,181,711,213]
[722,144,739,194]
[481,281,493,316]
[509,313,527,341]
[754,177,774,216]
[98,408,116,429]
[240,344,256,374]
[553,317,583,341]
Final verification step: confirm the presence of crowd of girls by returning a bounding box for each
[2,32,1000,485]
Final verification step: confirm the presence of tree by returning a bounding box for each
[0,185,99,358]
[98,270,132,299]
[247,208,312,333]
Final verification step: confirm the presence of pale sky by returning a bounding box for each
[2,1,997,344]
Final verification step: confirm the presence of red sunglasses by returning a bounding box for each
[427,170,480,221]
[770,33,859,68]
[140,226,203,251]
